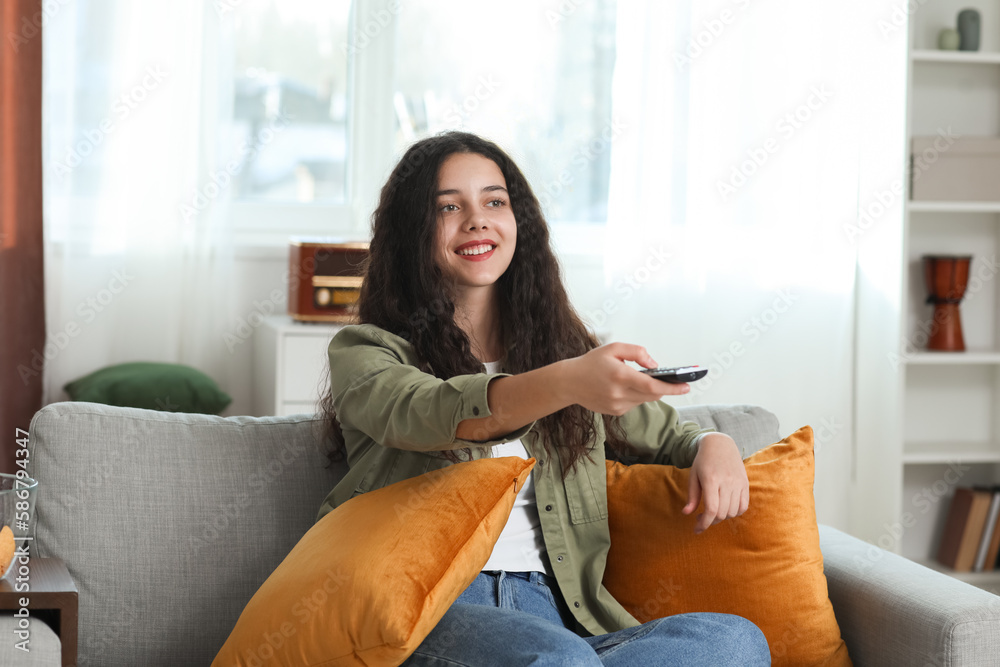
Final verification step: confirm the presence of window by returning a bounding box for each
[231,0,350,203]
[44,1,617,249]
[234,0,617,239]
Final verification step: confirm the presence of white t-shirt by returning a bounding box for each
[480,361,550,574]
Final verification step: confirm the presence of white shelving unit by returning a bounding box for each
[856,0,1000,594]
[905,351,1000,364]
[909,201,1000,213]
[912,49,1000,64]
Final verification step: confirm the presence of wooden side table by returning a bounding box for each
[0,557,78,667]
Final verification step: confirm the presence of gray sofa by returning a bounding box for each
[4,401,999,665]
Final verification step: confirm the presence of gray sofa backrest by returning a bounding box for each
[28,403,344,666]
[27,401,779,666]
[673,404,780,457]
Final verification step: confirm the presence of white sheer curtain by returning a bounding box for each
[606,1,872,527]
[42,1,238,408]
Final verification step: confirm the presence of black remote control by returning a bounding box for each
[640,365,708,383]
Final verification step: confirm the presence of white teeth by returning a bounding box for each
[457,244,495,256]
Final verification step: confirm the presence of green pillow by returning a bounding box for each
[64,362,232,415]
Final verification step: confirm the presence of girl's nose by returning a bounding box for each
[467,214,488,231]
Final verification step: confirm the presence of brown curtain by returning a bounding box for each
[0,0,45,474]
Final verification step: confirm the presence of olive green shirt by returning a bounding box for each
[317,324,712,637]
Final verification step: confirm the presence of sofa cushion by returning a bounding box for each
[603,425,851,666]
[212,456,535,666]
[28,402,342,666]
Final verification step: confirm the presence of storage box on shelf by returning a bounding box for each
[855,0,1000,596]
[911,136,1000,201]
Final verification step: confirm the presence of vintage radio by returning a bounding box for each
[288,238,369,322]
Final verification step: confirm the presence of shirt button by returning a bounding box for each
[545,505,553,512]
[556,555,564,563]
[574,601,581,608]
[472,406,480,416]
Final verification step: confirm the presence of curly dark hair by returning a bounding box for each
[320,131,630,476]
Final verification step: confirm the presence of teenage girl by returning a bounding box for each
[319,132,770,666]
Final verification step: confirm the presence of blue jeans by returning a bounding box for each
[403,570,770,666]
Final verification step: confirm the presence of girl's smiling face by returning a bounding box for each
[434,152,517,296]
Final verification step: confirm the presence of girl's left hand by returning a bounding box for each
[683,433,749,534]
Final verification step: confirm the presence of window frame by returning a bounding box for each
[233,0,397,248]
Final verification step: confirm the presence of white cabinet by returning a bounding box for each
[856,0,1000,595]
[253,316,343,416]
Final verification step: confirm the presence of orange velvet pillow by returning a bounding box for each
[213,456,535,667]
[603,426,851,667]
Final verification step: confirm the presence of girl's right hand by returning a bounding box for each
[562,343,690,416]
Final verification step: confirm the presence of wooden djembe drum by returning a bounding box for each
[922,255,972,351]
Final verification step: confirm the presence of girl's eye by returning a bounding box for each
[440,203,458,212]
[487,198,507,208]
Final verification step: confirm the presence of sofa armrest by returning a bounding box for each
[0,615,61,665]
[0,559,77,667]
[819,525,1000,667]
